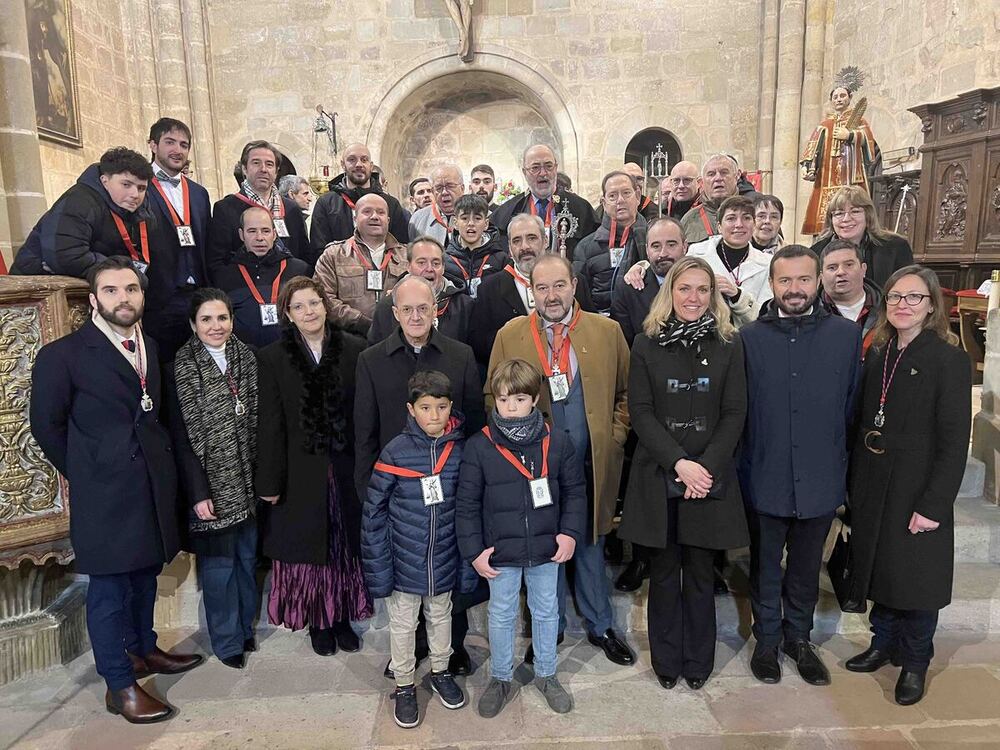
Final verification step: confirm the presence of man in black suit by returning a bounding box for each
[30,257,202,724]
[468,213,594,367]
[143,117,212,359]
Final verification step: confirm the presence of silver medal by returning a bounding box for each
[140,393,154,412]
[874,409,885,428]
[235,400,247,416]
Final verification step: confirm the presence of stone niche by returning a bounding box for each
[0,276,91,686]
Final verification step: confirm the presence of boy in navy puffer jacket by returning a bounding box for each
[363,370,471,729]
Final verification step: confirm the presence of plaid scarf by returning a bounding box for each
[657,314,716,349]
[240,179,281,214]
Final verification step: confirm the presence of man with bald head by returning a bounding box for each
[409,164,465,246]
[663,160,700,219]
[680,155,745,243]
[313,192,408,334]
[311,143,410,255]
[491,144,597,258]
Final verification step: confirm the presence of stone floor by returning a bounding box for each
[4,613,1000,749]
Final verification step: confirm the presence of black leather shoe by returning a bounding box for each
[615,559,650,592]
[895,670,926,705]
[685,676,707,690]
[449,644,472,675]
[524,633,564,665]
[782,640,830,685]
[656,674,678,689]
[220,653,245,669]
[750,643,781,684]
[308,626,337,656]
[587,629,635,666]
[243,637,258,653]
[333,621,361,653]
[604,534,624,563]
[846,646,900,673]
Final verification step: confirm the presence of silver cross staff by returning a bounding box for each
[650,143,669,217]
[554,203,579,259]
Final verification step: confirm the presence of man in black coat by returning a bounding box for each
[367,237,473,346]
[738,245,861,688]
[468,213,595,368]
[491,144,597,259]
[143,117,212,359]
[206,140,311,278]
[29,257,202,723]
[310,143,410,256]
[11,147,155,278]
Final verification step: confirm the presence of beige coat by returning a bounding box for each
[486,308,630,542]
[313,232,408,330]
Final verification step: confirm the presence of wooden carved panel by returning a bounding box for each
[935,162,969,240]
[983,148,1000,243]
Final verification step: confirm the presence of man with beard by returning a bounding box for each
[11,147,155,278]
[313,193,408,335]
[368,237,474,345]
[752,194,784,254]
[470,164,498,213]
[408,178,434,212]
[409,165,465,246]
[680,155,741,243]
[207,140,311,277]
[468,214,594,367]
[491,144,597,258]
[575,171,648,315]
[662,161,700,219]
[738,245,861,687]
[30,256,202,723]
[214,207,311,348]
[310,143,410,254]
[486,254,634,668]
[143,118,212,358]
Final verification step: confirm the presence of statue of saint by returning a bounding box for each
[799,67,880,235]
[444,0,474,63]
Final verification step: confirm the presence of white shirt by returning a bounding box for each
[542,307,579,379]
[511,262,533,312]
[361,239,387,268]
[204,343,227,373]
[153,160,185,219]
[835,294,866,322]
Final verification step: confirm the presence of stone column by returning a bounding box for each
[973,308,1000,504]
[180,0,222,198]
[770,0,807,241]
[0,2,48,267]
[796,0,828,242]
[756,0,780,194]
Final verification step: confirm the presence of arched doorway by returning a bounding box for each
[624,128,682,195]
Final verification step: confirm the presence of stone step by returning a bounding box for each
[959,455,986,498]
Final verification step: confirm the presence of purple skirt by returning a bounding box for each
[267,468,373,630]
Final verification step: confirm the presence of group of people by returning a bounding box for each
[21,107,970,730]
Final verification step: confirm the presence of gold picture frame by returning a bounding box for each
[25,0,83,148]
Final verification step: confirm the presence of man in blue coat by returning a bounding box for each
[738,245,861,687]
[143,117,212,359]
[30,256,202,723]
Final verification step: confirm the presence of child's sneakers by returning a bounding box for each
[392,685,419,728]
[429,670,466,709]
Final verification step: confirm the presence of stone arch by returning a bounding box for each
[364,47,580,199]
[600,106,707,180]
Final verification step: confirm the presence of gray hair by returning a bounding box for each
[391,274,436,306]
[508,213,545,236]
[278,174,309,198]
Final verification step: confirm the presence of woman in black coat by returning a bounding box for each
[810,185,913,289]
[846,264,971,706]
[256,276,373,656]
[617,255,749,691]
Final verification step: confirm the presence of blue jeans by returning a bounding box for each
[87,565,161,691]
[557,535,614,636]
[196,521,259,659]
[488,563,559,680]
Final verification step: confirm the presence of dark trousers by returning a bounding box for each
[450,576,490,646]
[748,510,834,648]
[870,603,939,672]
[87,564,161,691]
[647,539,717,679]
[196,522,259,660]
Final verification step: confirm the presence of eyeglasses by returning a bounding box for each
[432,183,461,194]
[832,207,865,221]
[605,191,635,203]
[524,162,556,175]
[670,177,696,186]
[397,304,433,317]
[885,292,931,306]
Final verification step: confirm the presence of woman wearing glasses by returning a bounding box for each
[810,185,912,288]
[256,276,373,656]
[846,264,971,706]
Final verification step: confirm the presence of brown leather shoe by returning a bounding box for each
[128,652,151,679]
[140,647,204,675]
[105,683,174,724]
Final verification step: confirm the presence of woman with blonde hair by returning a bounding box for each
[617,255,749,691]
[846,264,970,706]
[810,185,913,288]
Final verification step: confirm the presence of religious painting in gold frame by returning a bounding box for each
[25,0,83,148]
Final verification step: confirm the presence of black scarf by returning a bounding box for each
[657,314,716,349]
[491,408,545,446]
[280,323,347,454]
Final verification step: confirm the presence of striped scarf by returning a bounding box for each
[657,314,716,349]
[240,179,282,215]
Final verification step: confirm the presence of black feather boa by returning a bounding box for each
[280,323,347,454]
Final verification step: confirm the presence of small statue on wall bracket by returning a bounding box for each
[444,0,475,63]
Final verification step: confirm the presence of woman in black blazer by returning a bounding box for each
[810,185,913,289]
[617,255,749,691]
[256,276,373,656]
[846,264,971,706]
